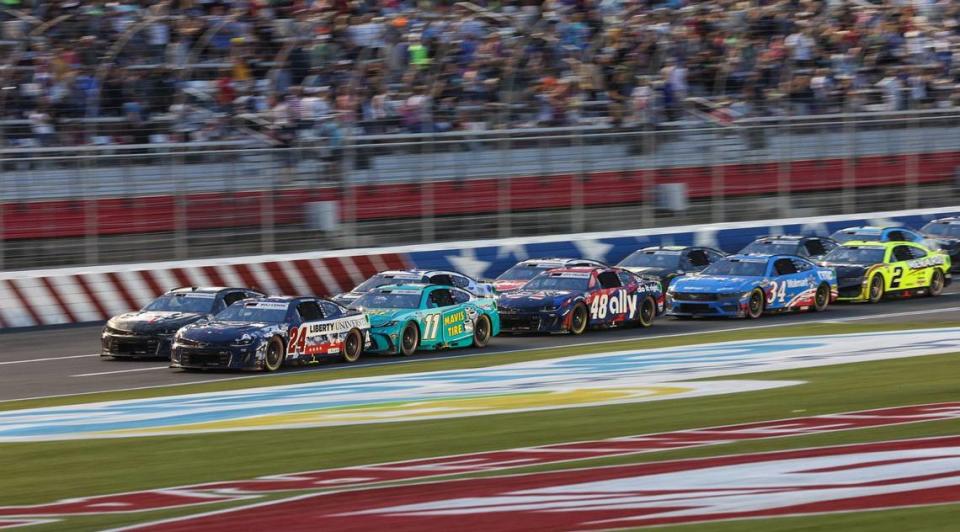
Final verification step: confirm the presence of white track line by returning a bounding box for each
[0,354,99,365]
[5,304,960,401]
[72,366,171,377]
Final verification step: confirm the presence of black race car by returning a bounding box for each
[101,287,262,359]
[920,217,960,272]
[616,246,726,291]
[739,235,838,260]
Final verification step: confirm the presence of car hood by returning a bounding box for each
[926,236,960,250]
[821,262,868,279]
[498,290,577,310]
[362,308,415,328]
[670,275,758,293]
[107,311,205,335]
[177,321,280,344]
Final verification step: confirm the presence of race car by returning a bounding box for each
[101,287,263,359]
[492,258,607,293]
[171,296,370,371]
[739,235,838,260]
[820,241,951,303]
[496,266,663,334]
[617,246,726,291]
[829,226,925,244]
[351,284,499,356]
[919,217,960,272]
[666,254,837,319]
[333,269,494,305]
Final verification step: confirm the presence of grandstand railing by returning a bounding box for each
[1,109,959,270]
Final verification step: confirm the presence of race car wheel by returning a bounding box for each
[813,283,830,312]
[746,289,764,319]
[569,303,589,335]
[473,315,491,348]
[400,322,419,356]
[868,275,884,303]
[264,337,285,372]
[342,329,362,363]
[928,270,945,297]
[637,296,656,328]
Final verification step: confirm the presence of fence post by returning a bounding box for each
[572,129,585,233]
[262,150,276,255]
[173,150,187,260]
[420,136,435,243]
[776,119,792,216]
[842,112,856,214]
[640,127,655,228]
[84,155,99,265]
[905,114,919,210]
[497,133,512,238]
[710,126,725,223]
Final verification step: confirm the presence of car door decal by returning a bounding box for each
[441,308,468,340]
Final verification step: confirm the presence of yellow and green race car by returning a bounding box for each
[820,241,951,303]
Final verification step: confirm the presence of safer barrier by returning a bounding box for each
[0,206,956,329]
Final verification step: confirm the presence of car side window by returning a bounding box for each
[297,301,323,321]
[792,259,812,272]
[617,271,634,286]
[822,239,838,252]
[319,301,343,319]
[774,258,798,275]
[223,291,247,307]
[687,250,710,267]
[428,289,455,307]
[450,288,470,304]
[428,274,454,286]
[909,246,927,259]
[804,239,826,257]
[892,245,914,262]
[450,275,470,288]
[707,250,725,263]
[597,271,621,288]
[887,230,907,242]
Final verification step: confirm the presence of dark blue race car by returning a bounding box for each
[497,266,663,334]
[919,217,960,272]
[171,296,370,371]
[101,287,262,359]
[667,254,838,319]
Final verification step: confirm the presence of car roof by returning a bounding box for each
[723,254,772,263]
[167,286,247,294]
[638,245,688,252]
[547,266,603,274]
[929,217,960,224]
[836,226,907,234]
[753,235,807,242]
[376,284,428,293]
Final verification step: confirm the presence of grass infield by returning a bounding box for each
[1,321,958,531]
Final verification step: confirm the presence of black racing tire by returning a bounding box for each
[813,283,830,312]
[637,296,656,328]
[399,322,419,356]
[868,275,884,303]
[746,289,765,319]
[264,336,285,372]
[569,303,589,335]
[928,269,945,297]
[472,314,492,348]
[341,329,363,363]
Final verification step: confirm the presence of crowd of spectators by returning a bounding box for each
[2,0,960,147]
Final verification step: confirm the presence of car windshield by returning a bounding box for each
[522,273,591,291]
[618,251,681,269]
[702,259,767,277]
[353,273,425,293]
[143,293,217,313]
[352,290,422,309]
[831,230,882,243]
[824,247,886,265]
[922,222,960,238]
[740,241,798,256]
[215,302,289,323]
[497,264,557,281]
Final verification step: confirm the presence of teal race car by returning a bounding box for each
[351,284,500,356]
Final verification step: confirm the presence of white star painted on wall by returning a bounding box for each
[573,239,614,261]
[445,248,492,280]
[693,230,718,249]
[496,243,528,261]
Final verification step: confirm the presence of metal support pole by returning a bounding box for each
[173,152,187,260]
[572,130,585,233]
[710,127,725,223]
[497,134,512,238]
[640,127,655,228]
[842,113,856,214]
[905,114,919,210]
[84,155,99,265]
[420,137,435,243]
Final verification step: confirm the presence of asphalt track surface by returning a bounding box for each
[1,288,959,402]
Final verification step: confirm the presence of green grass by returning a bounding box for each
[2,321,959,530]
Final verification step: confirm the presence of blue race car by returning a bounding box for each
[497,266,663,334]
[919,217,960,272]
[666,254,838,319]
[829,226,925,244]
[171,296,370,371]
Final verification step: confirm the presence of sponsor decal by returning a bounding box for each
[907,255,946,269]
[387,289,422,295]
[116,436,960,530]
[589,290,638,320]
[2,403,958,525]
[180,293,216,299]
[555,272,592,279]
[2,328,960,442]
[248,302,288,310]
